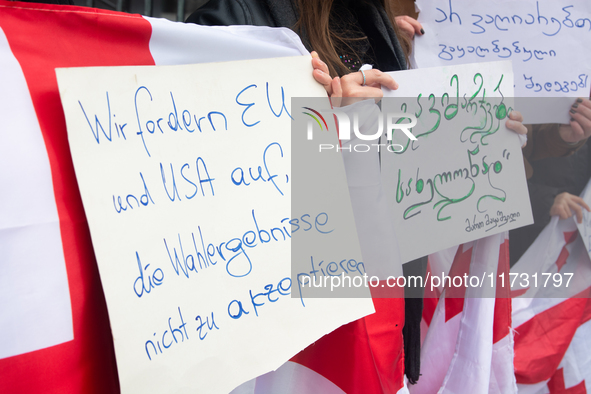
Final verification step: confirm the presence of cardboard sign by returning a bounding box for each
[414,0,591,123]
[56,56,373,394]
[382,61,533,263]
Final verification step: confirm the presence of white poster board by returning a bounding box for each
[382,61,533,263]
[414,0,591,123]
[56,56,373,394]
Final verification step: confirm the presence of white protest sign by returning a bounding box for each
[56,56,373,394]
[575,178,591,259]
[381,61,533,263]
[414,0,591,123]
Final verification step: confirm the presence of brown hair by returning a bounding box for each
[295,0,412,77]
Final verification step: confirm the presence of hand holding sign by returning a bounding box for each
[310,51,399,101]
[561,98,591,143]
[551,192,591,223]
[56,56,373,394]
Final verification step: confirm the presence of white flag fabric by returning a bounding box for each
[414,232,517,394]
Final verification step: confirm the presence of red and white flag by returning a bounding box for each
[413,232,517,394]
[0,2,309,393]
[231,297,407,394]
[511,190,591,393]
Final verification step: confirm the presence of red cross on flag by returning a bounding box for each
[512,202,591,394]
[413,231,517,394]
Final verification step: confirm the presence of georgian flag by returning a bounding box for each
[0,2,304,392]
[413,232,517,394]
[0,2,407,393]
[511,181,591,394]
[231,297,407,394]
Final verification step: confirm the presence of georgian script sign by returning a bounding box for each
[414,0,591,123]
[382,61,533,263]
[56,56,373,394]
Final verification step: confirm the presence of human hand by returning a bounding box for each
[550,192,590,223]
[559,98,591,144]
[311,51,399,105]
[505,110,528,147]
[337,68,399,106]
[311,51,342,97]
[395,15,424,39]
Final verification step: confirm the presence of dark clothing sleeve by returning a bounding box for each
[186,0,274,27]
[186,0,302,31]
[509,181,560,263]
[522,123,586,179]
[511,140,591,264]
[186,0,406,71]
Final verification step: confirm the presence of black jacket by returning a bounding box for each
[186,0,407,72]
[510,140,591,264]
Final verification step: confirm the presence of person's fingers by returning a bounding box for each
[565,98,591,141]
[570,100,591,136]
[394,16,424,38]
[570,99,591,120]
[553,204,570,220]
[577,97,591,111]
[395,18,415,38]
[509,110,523,122]
[551,193,567,219]
[569,117,590,141]
[351,86,384,98]
[570,195,591,218]
[400,15,424,35]
[330,77,343,107]
[313,69,333,96]
[311,53,330,75]
[360,69,399,90]
[340,72,383,98]
[569,200,584,223]
[332,76,342,98]
[560,207,571,220]
[312,68,332,86]
[505,119,527,134]
[565,121,585,142]
[505,110,527,135]
[560,121,589,143]
[551,193,590,222]
[578,196,591,212]
[311,51,333,95]
[560,208,569,219]
[575,98,591,114]
[311,54,332,95]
